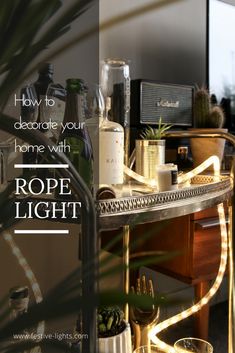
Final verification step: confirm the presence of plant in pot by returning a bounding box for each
[135,117,172,179]
[98,306,132,353]
[190,86,227,170]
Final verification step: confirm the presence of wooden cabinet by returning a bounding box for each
[132,207,223,284]
[101,205,226,340]
[129,206,226,340]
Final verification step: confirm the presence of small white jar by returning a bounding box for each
[156,163,178,192]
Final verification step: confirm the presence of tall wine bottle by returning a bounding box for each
[33,63,54,182]
[59,78,93,190]
[34,62,54,119]
[20,84,39,171]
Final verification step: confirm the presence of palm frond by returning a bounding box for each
[0,287,173,341]
[0,0,95,109]
[0,0,60,73]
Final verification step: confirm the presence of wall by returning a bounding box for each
[100,0,207,85]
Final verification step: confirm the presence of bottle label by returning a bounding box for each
[99,131,124,185]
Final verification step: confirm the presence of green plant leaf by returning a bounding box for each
[0,0,95,109]
[0,0,60,69]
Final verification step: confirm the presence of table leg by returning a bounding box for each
[194,281,210,340]
[229,199,235,353]
[123,225,130,321]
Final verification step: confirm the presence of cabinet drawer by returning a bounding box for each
[191,223,221,279]
[130,215,223,283]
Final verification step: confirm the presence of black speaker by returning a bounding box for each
[130,80,194,127]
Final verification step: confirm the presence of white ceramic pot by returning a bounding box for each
[99,321,132,353]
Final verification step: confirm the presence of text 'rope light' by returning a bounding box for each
[149,155,228,352]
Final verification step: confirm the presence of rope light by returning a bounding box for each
[124,165,157,187]
[149,155,228,352]
[178,155,220,184]
[2,230,45,337]
[124,155,221,188]
[1,155,228,352]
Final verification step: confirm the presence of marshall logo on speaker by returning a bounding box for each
[156,99,180,108]
[130,79,194,127]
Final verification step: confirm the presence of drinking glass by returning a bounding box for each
[100,59,130,165]
[133,344,159,353]
[174,338,213,353]
[101,58,130,126]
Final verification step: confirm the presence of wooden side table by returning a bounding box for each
[126,206,227,340]
[99,175,232,343]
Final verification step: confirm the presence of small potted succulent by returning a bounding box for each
[98,306,132,353]
[190,86,227,169]
[135,117,172,179]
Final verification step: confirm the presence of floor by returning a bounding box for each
[160,301,228,353]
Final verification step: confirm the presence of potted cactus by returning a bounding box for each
[98,306,132,353]
[190,86,227,169]
[135,117,172,179]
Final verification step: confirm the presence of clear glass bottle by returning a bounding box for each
[99,97,124,186]
[101,59,130,166]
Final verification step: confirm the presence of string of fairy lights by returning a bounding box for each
[149,202,227,352]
